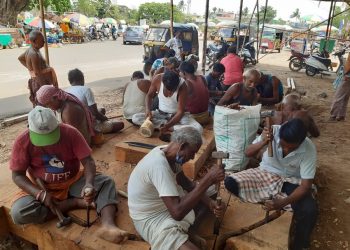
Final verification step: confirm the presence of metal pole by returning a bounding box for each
[236,0,244,54]
[39,0,50,65]
[258,0,268,61]
[201,0,210,74]
[256,0,260,62]
[170,0,174,38]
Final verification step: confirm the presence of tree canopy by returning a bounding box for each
[256,5,277,24]
[138,2,185,24]
[28,0,71,14]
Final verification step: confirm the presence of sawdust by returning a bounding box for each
[0,52,350,249]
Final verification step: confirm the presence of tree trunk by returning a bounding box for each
[0,0,29,26]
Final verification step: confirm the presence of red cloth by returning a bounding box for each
[36,85,95,136]
[221,54,243,86]
[10,124,92,184]
[186,76,209,114]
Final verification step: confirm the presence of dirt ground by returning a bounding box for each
[0,50,349,249]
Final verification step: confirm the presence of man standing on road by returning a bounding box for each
[18,30,58,106]
[10,106,129,244]
[165,31,183,61]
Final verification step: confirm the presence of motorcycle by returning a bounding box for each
[241,40,256,66]
[288,50,309,72]
[205,39,229,71]
[304,47,347,77]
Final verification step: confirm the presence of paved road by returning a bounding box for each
[0,40,144,118]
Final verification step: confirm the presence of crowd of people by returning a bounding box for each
[11,28,350,250]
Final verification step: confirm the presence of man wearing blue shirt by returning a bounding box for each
[205,63,225,115]
[225,119,318,250]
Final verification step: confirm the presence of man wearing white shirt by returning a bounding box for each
[165,31,183,61]
[66,68,124,134]
[224,119,318,250]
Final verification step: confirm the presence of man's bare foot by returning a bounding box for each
[97,225,129,244]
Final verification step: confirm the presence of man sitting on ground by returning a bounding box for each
[132,71,203,138]
[65,68,124,134]
[123,71,152,123]
[217,69,258,107]
[272,94,320,137]
[150,49,176,79]
[10,106,129,244]
[206,63,226,116]
[224,119,318,250]
[36,85,94,145]
[153,57,180,77]
[128,127,225,250]
[220,46,244,91]
[179,62,210,125]
[253,71,284,105]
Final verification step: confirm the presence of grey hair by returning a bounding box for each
[243,69,261,80]
[29,30,43,42]
[171,127,202,147]
[282,93,301,108]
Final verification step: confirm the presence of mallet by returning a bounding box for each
[265,116,273,157]
[211,151,229,235]
[36,178,72,228]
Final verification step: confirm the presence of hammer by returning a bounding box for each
[36,178,72,228]
[84,187,94,227]
[265,116,273,157]
[211,151,229,235]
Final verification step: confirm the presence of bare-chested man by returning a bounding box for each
[18,30,58,105]
[272,94,320,137]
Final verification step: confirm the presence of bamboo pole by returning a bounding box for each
[329,0,337,37]
[325,0,335,39]
[256,0,260,62]
[241,2,257,50]
[170,0,174,39]
[236,0,244,54]
[201,0,210,74]
[39,0,50,65]
[258,0,268,61]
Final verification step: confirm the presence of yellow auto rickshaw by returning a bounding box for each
[143,23,199,75]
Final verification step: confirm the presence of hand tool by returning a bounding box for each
[125,141,157,149]
[211,151,229,235]
[265,116,273,157]
[265,194,274,224]
[36,178,72,228]
[84,187,94,227]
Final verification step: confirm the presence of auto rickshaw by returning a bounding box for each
[260,28,284,53]
[143,23,199,75]
[213,24,250,48]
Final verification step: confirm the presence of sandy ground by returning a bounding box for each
[1,50,350,249]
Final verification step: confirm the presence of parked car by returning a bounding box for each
[117,24,127,37]
[123,26,144,45]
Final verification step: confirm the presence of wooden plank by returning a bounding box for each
[115,127,215,180]
[183,129,215,180]
[0,207,9,237]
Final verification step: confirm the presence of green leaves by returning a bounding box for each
[138,2,185,24]
[256,5,277,24]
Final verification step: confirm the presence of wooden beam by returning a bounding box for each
[170,0,174,39]
[39,0,50,65]
[201,0,210,74]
